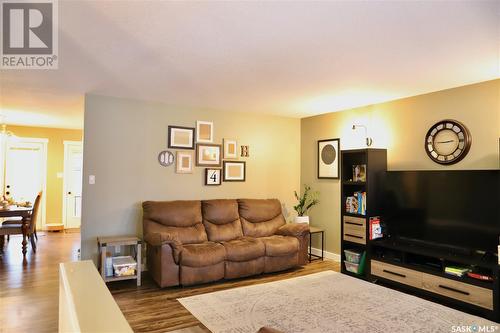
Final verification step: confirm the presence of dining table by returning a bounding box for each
[0,206,33,256]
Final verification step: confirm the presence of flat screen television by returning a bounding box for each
[382,170,500,254]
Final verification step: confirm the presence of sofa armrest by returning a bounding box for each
[276,223,310,238]
[144,232,183,263]
[276,223,309,265]
[276,223,310,265]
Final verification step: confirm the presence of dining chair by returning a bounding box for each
[1,192,41,246]
[0,217,37,252]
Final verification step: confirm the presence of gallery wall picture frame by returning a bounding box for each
[205,168,222,186]
[318,138,340,179]
[196,121,214,143]
[168,126,195,150]
[176,151,194,174]
[196,143,222,167]
[223,138,238,159]
[223,161,246,182]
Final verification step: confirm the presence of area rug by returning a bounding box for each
[178,270,498,333]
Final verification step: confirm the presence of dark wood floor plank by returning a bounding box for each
[110,259,339,332]
[0,232,339,333]
[0,232,80,333]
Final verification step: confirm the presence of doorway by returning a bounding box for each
[3,137,48,229]
[62,141,83,229]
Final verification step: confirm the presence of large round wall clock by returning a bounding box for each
[425,119,471,165]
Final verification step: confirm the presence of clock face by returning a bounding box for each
[425,120,471,165]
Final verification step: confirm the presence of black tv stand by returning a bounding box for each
[370,239,500,322]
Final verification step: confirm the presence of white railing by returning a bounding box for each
[59,260,133,333]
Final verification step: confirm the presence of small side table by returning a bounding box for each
[97,236,142,286]
[309,227,324,262]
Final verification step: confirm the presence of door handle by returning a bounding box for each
[68,192,72,195]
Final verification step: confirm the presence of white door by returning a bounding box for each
[63,142,83,229]
[4,139,47,228]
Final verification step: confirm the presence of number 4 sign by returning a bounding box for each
[205,168,221,186]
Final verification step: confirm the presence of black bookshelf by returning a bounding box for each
[339,149,500,322]
[340,148,387,280]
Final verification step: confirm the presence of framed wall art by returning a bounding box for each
[223,161,246,182]
[176,151,193,174]
[196,143,221,167]
[318,138,340,179]
[196,121,214,143]
[223,138,238,159]
[168,126,195,149]
[158,150,174,167]
[205,168,222,186]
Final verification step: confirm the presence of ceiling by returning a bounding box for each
[0,1,499,129]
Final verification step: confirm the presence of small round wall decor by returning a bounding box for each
[425,119,471,165]
[158,150,175,167]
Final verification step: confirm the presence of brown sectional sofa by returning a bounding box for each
[143,198,309,288]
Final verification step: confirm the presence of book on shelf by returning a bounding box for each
[345,191,366,215]
[369,216,383,240]
[444,266,470,277]
[467,272,494,281]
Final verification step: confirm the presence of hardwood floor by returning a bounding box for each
[0,231,340,333]
[110,257,340,332]
[0,231,80,333]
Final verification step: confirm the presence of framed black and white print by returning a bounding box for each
[318,138,340,179]
[168,126,195,149]
[205,168,221,186]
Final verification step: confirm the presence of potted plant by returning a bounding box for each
[293,185,319,224]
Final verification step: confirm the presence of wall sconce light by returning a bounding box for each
[352,124,373,147]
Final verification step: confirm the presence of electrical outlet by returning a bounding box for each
[89,175,96,185]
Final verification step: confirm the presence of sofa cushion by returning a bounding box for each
[202,199,243,242]
[143,200,202,227]
[225,257,264,279]
[143,200,208,244]
[238,199,286,237]
[264,254,298,273]
[259,235,299,257]
[180,242,225,267]
[222,237,265,262]
[180,262,225,286]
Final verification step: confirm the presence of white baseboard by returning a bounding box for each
[310,247,340,262]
